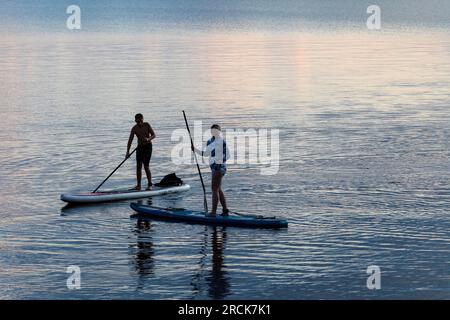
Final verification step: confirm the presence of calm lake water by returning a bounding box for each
[1,1,450,299]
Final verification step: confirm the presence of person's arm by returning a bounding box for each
[192,141,212,157]
[126,128,134,158]
[192,146,202,155]
[224,140,230,161]
[146,124,156,142]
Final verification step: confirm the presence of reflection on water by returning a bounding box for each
[207,227,230,300]
[191,226,230,300]
[131,219,155,280]
[131,213,231,299]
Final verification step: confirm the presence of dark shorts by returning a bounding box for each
[136,143,152,166]
[210,163,227,176]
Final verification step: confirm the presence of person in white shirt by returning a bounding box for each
[193,124,230,217]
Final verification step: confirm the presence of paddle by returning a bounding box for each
[183,110,209,213]
[92,146,138,193]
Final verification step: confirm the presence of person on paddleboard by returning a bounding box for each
[126,113,156,191]
[192,124,230,217]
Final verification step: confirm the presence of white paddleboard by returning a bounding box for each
[60,184,190,204]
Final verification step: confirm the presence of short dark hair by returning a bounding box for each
[135,113,143,120]
[211,124,221,131]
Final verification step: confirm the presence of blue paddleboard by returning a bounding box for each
[130,203,288,229]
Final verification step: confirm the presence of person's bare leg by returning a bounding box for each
[133,162,142,190]
[144,165,152,190]
[210,171,222,216]
[211,190,219,216]
[219,188,228,212]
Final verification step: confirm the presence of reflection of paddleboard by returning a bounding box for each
[60,184,190,204]
[130,203,288,229]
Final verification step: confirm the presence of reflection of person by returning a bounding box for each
[206,227,230,299]
[192,124,230,217]
[126,113,156,191]
[132,219,155,280]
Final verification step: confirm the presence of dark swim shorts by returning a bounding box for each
[136,143,152,166]
[210,163,227,176]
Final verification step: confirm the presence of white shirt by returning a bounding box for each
[203,136,229,166]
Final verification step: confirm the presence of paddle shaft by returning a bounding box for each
[183,110,209,213]
[92,146,138,193]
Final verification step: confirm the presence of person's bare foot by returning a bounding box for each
[206,212,217,217]
[129,185,141,191]
[146,185,153,191]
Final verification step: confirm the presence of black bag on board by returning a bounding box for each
[155,173,183,187]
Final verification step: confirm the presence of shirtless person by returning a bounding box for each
[126,113,156,190]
